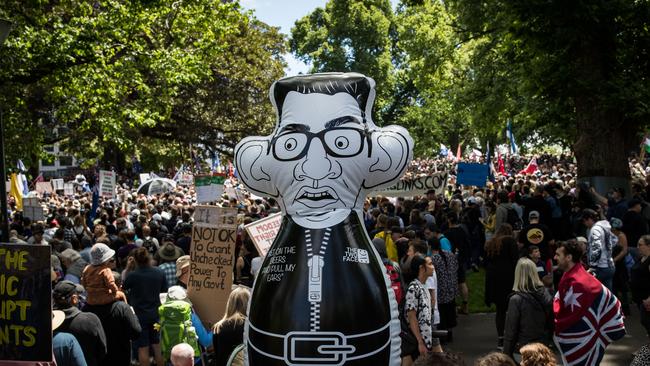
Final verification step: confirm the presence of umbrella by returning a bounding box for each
[137,178,177,196]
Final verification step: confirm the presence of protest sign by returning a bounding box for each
[0,244,52,362]
[63,183,75,196]
[5,181,9,194]
[178,173,194,186]
[139,173,152,185]
[369,172,449,197]
[35,181,52,195]
[244,213,282,257]
[456,163,489,187]
[188,206,237,325]
[195,175,225,204]
[51,179,64,191]
[22,198,44,222]
[99,170,116,199]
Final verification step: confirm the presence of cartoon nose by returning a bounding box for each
[295,139,340,181]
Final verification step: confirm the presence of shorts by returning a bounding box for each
[457,262,467,284]
[133,321,160,348]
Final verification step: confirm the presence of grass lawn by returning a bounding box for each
[463,268,496,314]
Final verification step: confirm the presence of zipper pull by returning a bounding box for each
[307,255,324,303]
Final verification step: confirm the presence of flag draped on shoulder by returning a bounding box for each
[553,264,625,366]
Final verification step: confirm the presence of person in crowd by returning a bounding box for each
[60,248,88,284]
[518,211,554,260]
[503,258,553,358]
[519,343,558,366]
[52,310,88,366]
[212,287,251,366]
[623,198,648,261]
[610,217,631,315]
[412,351,466,366]
[631,235,650,337]
[374,237,406,306]
[156,239,184,288]
[403,254,442,366]
[123,247,168,366]
[581,208,616,290]
[445,212,471,314]
[474,352,516,366]
[484,223,519,350]
[170,343,195,366]
[176,255,191,288]
[176,223,193,254]
[162,286,213,362]
[429,237,458,342]
[53,281,107,366]
[82,243,127,305]
[495,191,513,232]
[631,344,650,366]
[235,235,259,287]
[479,201,497,244]
[27,223,48,245]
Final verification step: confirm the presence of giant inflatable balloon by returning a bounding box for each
[235,72,414,365]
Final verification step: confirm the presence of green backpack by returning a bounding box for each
[158,300,200,360]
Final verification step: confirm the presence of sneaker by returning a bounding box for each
[497,337,504,351]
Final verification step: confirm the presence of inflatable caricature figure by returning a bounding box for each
[235,73,413,366]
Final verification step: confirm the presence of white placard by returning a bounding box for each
[99,170,116,199]
[64,183,75,196]
[244,213,282,257]
[51,179,64,191]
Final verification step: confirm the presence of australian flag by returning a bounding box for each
[553,264,626,366]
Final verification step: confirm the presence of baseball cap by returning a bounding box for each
[528,211,540,219]
[53,280,85,300]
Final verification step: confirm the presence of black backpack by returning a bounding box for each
[506,207,523,230]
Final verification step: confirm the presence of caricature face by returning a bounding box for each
[235,73,413,228]
[269,92,369,212]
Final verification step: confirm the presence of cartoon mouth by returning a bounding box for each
[294,186,340,208]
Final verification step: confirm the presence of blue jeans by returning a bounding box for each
[594,266,615,292]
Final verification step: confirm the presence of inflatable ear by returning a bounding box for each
[364,125,414,190]
[234,137,277,197]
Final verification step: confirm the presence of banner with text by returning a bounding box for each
[0,244,52,362]
[244,213,282,257]
[188,206,238,325]
[195,175,225,204]
[99,170,116,199]
[369,172,449,197]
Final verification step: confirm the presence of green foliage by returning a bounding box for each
[0,1,285,170]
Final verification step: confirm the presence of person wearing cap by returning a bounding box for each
[176,255,191,287]
[162,286,213,360]
[581,208,616,291]
[517,210,554,261]
[27,223,48,245]
[623,198,648,261]
[60,248,88,284]
[54,281,107,366]
[81,243,127,305]
[156,240,184,288]
[52,310,88,366]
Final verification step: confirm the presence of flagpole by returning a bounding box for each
[0,108,9,242]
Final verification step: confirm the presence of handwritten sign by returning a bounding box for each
[178,173,194,186]
[244,213,282,257]
[0,244,52,362]
[99,170,116,199]
[187,206,237,325]
[35,182,53,195]
[369,172,448,197]
[51,179,64,191]
[63,183,75,196]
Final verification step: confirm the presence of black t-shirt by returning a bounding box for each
[84,301,142,366]
[213,319,245,366]
[623,210,648,248]
[445,226,470,263]
[123,267,168,323]
[631,257,650,304]
[518,223,554,259]
[59,307,107,366]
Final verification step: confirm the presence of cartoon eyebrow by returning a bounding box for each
[279,123,310,133]
[324,115,362,129]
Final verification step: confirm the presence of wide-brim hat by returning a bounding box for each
[158,243,183,262]
[90,243,115,265]
[176,255,191,277]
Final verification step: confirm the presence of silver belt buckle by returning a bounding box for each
[284,331,355,365]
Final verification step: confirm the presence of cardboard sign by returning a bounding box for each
[63,183,75,196]
[195,175,225,204]
[99,170,116,199]
[369,172,449,197]
[244,213,283,257]
[51,179,64,191]
[0,244,52,362]
[456,163,489,187]
[22,198,45,222]
[34,181,52,195]
[178,173,194,186]
[188,206,238,325]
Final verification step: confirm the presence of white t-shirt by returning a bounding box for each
[425,272,440,325]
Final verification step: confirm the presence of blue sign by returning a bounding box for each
[456,163,489,187]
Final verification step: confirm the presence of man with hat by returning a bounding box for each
[157,238,184,288]
[60,248,88,284]
[53,281,107,366]
[52,309,87,366]
[176,255,191,287]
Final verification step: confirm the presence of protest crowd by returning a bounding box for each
[4,151,650,366]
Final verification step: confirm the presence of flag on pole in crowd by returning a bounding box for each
[211,150,221,173]
[172,165,184,182]
[506,119,518,155]
[439,144,449,157]
[17,160,29,195]
[456,144,462,162]
[486,142,495,182]
[519,157,538,175]
[32,173,44,190]
[497,153,506,176]
[9,173,23,211]
[553,263,625,365]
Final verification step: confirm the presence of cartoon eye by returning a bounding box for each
[284,138,298,151]
[334,136,349,149]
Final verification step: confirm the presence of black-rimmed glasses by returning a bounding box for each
[271,127,369,161]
